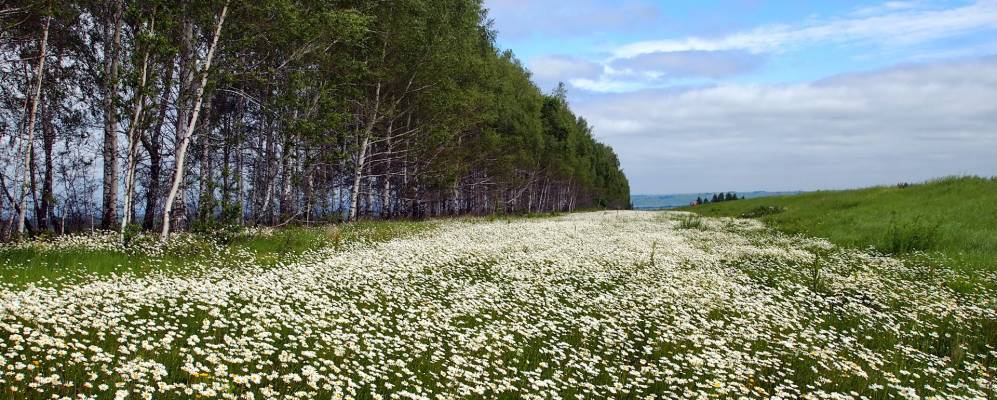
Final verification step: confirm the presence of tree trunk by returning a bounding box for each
[15,15,49,236]
[141,61,173,230]
[303,155,314,224]
[279,136,294,220]
[380,172,391,219]
[121,19,153,234]
[221,117,232,219]
[256,118,277,224]
[348,82,380,221]
[161,1,229,239]
[196,91,215,225]
[40,92,56,231]
[348,133,369,221]
[101,0,124,230]
[167,18,194,231]
[29,133,40,229]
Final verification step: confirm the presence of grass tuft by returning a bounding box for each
[677,214,705,230]
[880,215,941,254]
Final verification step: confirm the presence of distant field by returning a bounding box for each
[684,176,997,272]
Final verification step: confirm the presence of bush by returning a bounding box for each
[190,220,243,245]
[122,223,143,246]
[739,205,786,218]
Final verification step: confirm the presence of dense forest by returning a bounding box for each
[0,0,630,239]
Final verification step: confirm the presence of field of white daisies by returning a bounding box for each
[1,211,995,399]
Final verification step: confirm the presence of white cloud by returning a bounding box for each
[609,50,763,79]
[576,58,997,193]
[556,51,764,93]
[612,0,997,59]
[569,78,646,94]
[850,1,929,17]
[528,55,603,91]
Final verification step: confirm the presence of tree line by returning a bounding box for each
[0,0,630,240]
[694,193,740,206]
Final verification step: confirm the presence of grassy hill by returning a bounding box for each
[684,176,997,272]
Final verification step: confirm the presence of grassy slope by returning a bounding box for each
[684,176,997,272]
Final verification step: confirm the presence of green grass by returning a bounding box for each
[229,227,335,266]
[0,220,434,287]
[683,176,997,272]
[0,248,157,287]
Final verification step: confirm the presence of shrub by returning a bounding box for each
[190,219,243,245]
[740,205,786,218]
[122,223,143,246]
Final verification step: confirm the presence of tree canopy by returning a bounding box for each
[0,0,630,238]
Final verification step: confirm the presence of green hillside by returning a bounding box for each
[684,176,997,272]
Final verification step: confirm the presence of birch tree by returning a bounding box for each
[120,17,153,236]
[14,14,49,236]
[160,0,228,239]
[100,0,123,229]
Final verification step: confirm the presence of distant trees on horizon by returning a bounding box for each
[694,192,741,206]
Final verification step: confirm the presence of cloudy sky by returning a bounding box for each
[483,0,997,194]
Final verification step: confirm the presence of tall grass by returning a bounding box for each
[684,176,997,272]
[882,215,940,254]
[677,214,705,230]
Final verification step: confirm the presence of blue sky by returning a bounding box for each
[483,0,997,194]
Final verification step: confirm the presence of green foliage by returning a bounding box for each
[122,223,143,246]
[190,218,243,245]
[685,176,997,272]
[0,248,149,287]
[806,247,832,293]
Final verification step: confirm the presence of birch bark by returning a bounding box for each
[161,2,229,239]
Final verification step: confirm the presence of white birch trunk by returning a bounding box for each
[120,19,153,236]
[348,133,370,221]
[348,82,380,221]
[16,16,49,236]
[101,0,124,229]
[161,2,228,239]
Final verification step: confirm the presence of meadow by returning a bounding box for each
[685,176,997,274]
[1,211,996,399]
